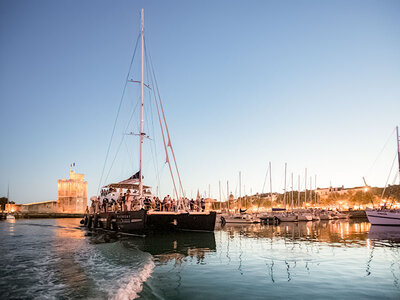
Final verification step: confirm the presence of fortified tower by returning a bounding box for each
[57,170,87,213]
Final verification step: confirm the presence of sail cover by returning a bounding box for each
[105,173,150,190]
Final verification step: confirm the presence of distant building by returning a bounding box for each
[6,170,87,214]
[57,170,87,213]
[315,185,367,200]
[315,186,346,197]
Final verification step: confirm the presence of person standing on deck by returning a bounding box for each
[126,190,131,211]
[122,193,127,211]
[102,198,108,213]
[172,198,176,211]
[166,195,171,211]
[161,197,165,211]
[190,199,194,211]
[196,198,201,212]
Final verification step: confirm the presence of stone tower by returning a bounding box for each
[57,170,87,213]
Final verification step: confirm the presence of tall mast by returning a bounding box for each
[269,162,272,210]
[139,8,144,200]
[283,163,287,209]
[304,168,307,207]
[291,172,294,210]
[239,171,241,210]
[397,126,400,185]
[227,180,230,212]
[314,174,317,205]
[298,175,300,207]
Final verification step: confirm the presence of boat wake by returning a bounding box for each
[112,259,155,300]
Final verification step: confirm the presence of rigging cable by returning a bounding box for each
[98,33,141,192]
[103,97,140,184]
[261,164,270,194]
[143,46,161,194]
[148,54,179,200]
[380,151,398,200]
[146,40,185,198]
[366,127,396,178]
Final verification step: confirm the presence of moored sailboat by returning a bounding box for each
[366,126,400,226]
[82,9,216,234]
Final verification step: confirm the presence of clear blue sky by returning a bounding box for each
[1,0,399,204]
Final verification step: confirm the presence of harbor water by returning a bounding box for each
[1,218,399,299]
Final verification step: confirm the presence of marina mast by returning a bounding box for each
[397,126,400,184]
[269,162,272,209]
[139,8,144,201]
[283,163,287,209]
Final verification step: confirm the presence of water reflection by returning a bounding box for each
[1,218,400,299]
[368,226,400,244]
[89,230,217,266]
[221,220,371,247]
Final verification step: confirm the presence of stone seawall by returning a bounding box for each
[13,213,84,219]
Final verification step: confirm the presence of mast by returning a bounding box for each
[314,174,317,205]
[291,172,294,210]
[139,8,144,201]
[304,168,307,207]
[283,163,287,210]
[227,180,230,212]
[397,126,400,184]
[239,171,241,210]
[298,175,300,207]
[269,162,272,210]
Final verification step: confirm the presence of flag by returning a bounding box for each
[70,163,76,167]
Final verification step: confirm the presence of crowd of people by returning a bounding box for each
[89,187,207,214]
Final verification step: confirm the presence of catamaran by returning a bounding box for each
[82,9,216,233]
[366,126,400,226]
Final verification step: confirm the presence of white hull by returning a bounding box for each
[278,215,298,222]
[297,214,312,222]
[366,210,400,226]
[312,215,320,221]
[320,214,333,220]
[221,214,259,224]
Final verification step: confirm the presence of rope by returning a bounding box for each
[381,151,398,200]
[261,164,270,194]
[103,96,140,184]
[366,127,396,177]
[97,33,140,192]
[143,43,161,193]
[146,41,185,198]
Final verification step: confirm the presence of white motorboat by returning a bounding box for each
[297,213,312,222]
[221,213,259,224]
[319,212,333,220]
[366,209,400,226]
[277,213,298,222]
[312,214,320,221]
[332,212,348,219]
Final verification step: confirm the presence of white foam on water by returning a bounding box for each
[112,259,155,300]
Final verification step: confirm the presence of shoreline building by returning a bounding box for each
[6,170,87,214]
[57,170,87,213]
